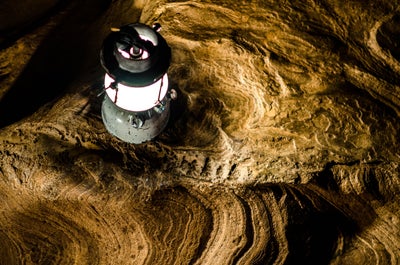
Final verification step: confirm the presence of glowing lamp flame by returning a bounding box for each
[104,73,169,112]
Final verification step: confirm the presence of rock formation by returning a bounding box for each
[0,0,399,264]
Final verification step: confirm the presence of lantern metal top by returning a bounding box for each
[100,23,171,87]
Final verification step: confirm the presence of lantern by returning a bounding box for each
[99,23,174,143]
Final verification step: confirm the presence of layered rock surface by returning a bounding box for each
[0,0,399,264]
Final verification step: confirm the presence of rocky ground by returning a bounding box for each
[0,0,399,264]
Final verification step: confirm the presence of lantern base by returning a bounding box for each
[101,94,170,144]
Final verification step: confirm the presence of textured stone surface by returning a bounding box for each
[0,0,399,264]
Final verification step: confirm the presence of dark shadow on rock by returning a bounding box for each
[0,0,112,128]
[283,187,356,265]
[377,13,400,63]
[253,183,375,265]
[0,0,69,50]
[156,82,189,145]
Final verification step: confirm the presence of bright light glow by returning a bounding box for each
[104,73,168,112]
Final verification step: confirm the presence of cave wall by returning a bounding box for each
[0,0,399,264]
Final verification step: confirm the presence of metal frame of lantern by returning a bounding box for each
[99,23,173,144]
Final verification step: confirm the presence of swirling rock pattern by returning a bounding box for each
[0,0,399,264]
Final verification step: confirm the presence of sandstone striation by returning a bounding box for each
[0,0,399,264]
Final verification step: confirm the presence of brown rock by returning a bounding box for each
[0,0,399,264]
